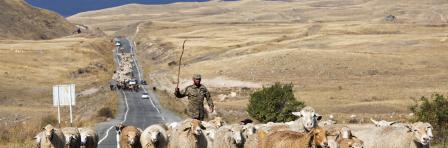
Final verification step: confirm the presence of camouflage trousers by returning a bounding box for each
[187,107,206,121]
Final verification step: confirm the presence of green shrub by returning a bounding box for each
[97,107,114,118]
[410,93,448,146]
[247,83,305,123]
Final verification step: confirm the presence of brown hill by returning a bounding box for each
[0,0,76,40]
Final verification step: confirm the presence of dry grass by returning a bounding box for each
[0,37,117,146]
[155,90,188,119]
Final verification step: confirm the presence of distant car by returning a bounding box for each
[129,80,137,85]
[141,92,149,99]
[141,80,147,85]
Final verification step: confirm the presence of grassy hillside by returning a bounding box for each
[0,0,76,40]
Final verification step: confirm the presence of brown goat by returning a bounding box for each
[261,127,328,148]
[118,125,142,148]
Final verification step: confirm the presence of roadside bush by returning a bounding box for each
[410,93,448,146]
[40,115,58,127]
[247,83,305,123]
[97,107,114,118]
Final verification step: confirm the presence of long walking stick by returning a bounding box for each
[177,40,187,88]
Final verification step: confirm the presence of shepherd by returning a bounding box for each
[174,40,214,121]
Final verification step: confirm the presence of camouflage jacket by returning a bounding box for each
[175,84,214,110]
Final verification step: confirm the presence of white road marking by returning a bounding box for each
[98,90,129,144]
[129,39,164,118]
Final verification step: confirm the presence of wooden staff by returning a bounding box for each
[177,40,187,88]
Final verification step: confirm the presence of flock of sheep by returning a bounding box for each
[34,124,98,148]
[34,106,434,148]
[112,52,137,90]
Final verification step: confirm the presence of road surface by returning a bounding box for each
[96,37,180,148]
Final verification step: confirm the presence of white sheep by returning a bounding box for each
[61,127,82,148]
[202,126,218,147]
[140,124,169,148]
[290,106,322,132]
[34,124,66,148]
[168,119,208,148]
[212,124,245,148]
[78,127,98,148]
[348,122,433,148]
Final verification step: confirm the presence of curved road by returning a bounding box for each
[95,38,180,148]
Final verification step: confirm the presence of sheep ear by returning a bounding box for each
[316,115,322,121]
[292,112,302,117]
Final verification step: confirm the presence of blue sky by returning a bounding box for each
[26,0,209,17]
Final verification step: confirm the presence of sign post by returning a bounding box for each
[53,84,76,127]
[57,86,61,127]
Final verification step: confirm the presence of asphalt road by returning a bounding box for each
[96,38,180,148]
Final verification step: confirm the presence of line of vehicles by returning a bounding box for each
[110,40,149,100]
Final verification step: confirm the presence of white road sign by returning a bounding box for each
[53,84,75,106]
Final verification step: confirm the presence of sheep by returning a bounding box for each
[202,117,225,128]
[370,118,397,127]
[260,126,328,148]
[61,127,82,148]
[318,120,336,127]
[203,126,218,147]
[335,127,363,148]
[290,106,323,132]
[78,127,98,148]
[253,122,289,133]
[140,124,169,148]
[34,131,44,147]
[169,119,208,148]
[35,124,66,148]
[348,122,433,148]
[116,124,142,148]
[165,122,179,130]
[212,124,245,148]
[243,127,267,148]
[242,123,257,138]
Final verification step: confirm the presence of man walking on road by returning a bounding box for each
[175,74,214,121]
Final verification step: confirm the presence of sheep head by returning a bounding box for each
[65,134,79,145]
[336,126,364,148]
[80,134,88,145]
[115,123,126,135]
[183,119,206,136]
[150,130,161,143]
[226,126,244,145]
[125,127,141,146]
[406,122,433,146]
[292,106,322,131]
[43,124,55,141]
[311,127,328,148]
[242,123,256,137]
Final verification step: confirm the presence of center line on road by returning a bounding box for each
[98,90,130,144]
